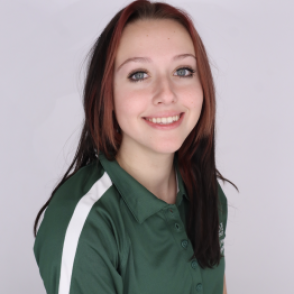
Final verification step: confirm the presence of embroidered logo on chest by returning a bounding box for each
[219,223,224,237]
[219,223,225,254]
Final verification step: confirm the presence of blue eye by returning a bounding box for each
[175,67,195,77]
[128,67,195,83]
[128,71,148,82]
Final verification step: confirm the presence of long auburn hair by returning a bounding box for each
[33,0,238,269]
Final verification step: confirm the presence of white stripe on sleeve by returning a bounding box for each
[58,171,113,294]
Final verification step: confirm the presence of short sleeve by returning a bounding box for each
[68,208,124,294]
[34,201,125,294]
[217,181,228,256]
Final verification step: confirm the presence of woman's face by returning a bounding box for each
[113,19,203,156]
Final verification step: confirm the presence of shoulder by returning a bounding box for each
[33,159,127,293]
[35,159,106,241]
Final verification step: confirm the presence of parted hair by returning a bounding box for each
[33,0,238,269]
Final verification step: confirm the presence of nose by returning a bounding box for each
[153,74,177,104]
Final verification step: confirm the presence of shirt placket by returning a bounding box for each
[164,204,204,294]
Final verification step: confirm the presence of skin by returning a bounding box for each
[224,274,227,294]
[113,19,227,293]
[113,18,203,204]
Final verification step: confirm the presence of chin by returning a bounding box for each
[149,143,182,155]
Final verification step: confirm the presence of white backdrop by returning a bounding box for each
[1,0,293,293]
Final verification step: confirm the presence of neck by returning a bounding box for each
[115,144,177,204]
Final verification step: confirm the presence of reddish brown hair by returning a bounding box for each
[34,0,238,268]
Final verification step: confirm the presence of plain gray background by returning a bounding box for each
[1,0,293,293]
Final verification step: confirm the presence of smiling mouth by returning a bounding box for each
[143,112,184,124]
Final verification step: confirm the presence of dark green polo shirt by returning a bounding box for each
[34,151,228,294]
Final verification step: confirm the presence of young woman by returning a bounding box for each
[33,1,238,293]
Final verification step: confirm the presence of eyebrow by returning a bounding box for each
[116,53,196,72]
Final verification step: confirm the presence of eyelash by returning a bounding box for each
[127,67,196,83]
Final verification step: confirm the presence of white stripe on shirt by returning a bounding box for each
[58,171,113,294]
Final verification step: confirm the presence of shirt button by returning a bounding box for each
[191,259,198,269]
[169,208,173,213]
[181,239,188,249]
[174,223,181,230]
[196,283,203,292]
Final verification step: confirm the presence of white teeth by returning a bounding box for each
[147,114,181,124]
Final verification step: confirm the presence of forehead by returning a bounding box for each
[114,19,195,64]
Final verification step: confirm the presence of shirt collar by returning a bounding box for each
[98,151,189,224]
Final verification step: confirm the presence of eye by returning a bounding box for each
[174,67,195,78]
[128,71,149,83]
[127,67,196,83]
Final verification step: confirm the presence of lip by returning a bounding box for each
[143,112,185,130]
[143,111,183,119]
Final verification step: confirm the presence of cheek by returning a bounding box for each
[114,90,148,123]
[182,85,203,110]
